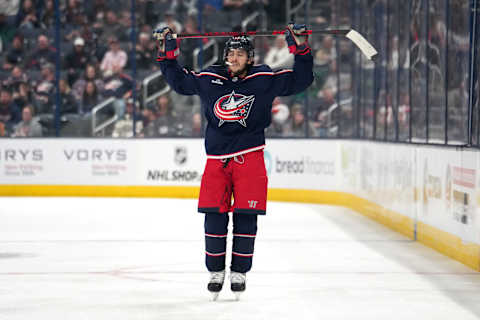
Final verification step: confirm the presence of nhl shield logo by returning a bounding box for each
[174,146,187,166]
[213,90,255,127]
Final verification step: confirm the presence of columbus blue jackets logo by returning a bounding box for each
[213,90,255,127]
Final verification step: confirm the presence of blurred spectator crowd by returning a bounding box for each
[0,0,414,140]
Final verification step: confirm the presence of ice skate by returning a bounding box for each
[207,270,225,301]
[230,271,246,300]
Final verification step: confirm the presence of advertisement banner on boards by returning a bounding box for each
[0,139,340,190]
[0,139,206,186]
[0,142,45,180]
[417,147,479,243]
[264,139,339,190]
[343,141,415,219]
[0,139,136,185]
[138,139,205,186]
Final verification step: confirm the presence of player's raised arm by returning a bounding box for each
[154,27,199,96]
[269,23,314,97]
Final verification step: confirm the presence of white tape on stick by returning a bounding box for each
[346,29,378,60]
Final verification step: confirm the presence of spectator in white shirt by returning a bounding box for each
[0,0,20,26]
[264,35,294,70]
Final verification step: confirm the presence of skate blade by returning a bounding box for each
[211,292,219,301]
[234,292,242,301]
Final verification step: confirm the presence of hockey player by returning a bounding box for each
[155,23,314,300]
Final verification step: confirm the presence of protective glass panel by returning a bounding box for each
[359,0,376,139]
[447,0,470,144]
[397,0,412,142]
[427,0,447,143]
[374,1,388,140]
[410,0,427,142]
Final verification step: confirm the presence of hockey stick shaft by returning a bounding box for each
[153,29,378,60]
[171,29,350,39]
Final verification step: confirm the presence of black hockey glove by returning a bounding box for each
[285,22,310,55]
[154,27,179,61]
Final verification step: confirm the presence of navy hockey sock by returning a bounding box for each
[204,213,229,272]
[231,213,258,273]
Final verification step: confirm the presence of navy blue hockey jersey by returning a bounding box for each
[158,54,313,158]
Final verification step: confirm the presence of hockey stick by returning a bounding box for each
[153,29,378,60]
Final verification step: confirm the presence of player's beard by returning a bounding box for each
[231,68,247,77]
[227,62,251,78]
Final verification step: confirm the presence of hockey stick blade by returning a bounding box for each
[345,30,378,60]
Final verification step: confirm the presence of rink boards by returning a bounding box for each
[0,138,479,271]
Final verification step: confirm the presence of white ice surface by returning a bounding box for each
[0,197,480,320]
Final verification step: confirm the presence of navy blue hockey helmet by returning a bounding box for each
[223,36,255,63]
